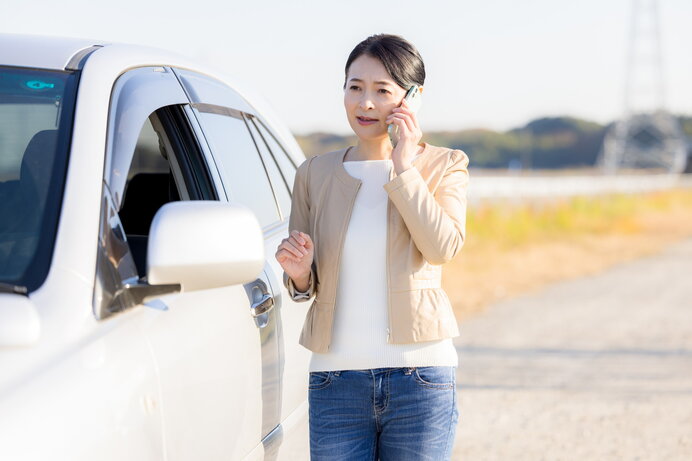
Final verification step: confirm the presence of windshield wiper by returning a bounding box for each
[0,282,28,295]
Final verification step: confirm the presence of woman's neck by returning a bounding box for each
[348,137,393,161]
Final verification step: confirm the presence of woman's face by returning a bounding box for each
[344,54,407,141]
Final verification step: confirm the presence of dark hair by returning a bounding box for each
[344,34,425,90]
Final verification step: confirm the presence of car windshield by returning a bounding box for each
[0,66,78,292]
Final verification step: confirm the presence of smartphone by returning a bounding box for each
[388,85,422,147]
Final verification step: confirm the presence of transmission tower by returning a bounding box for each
[600,0,687,173]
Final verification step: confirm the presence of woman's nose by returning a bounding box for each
[359,95,375,110]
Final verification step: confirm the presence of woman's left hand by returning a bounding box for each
[387,97,423,175]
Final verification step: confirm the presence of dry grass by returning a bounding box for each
[442,188,692,320]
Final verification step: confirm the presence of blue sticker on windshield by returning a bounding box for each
[25,80,55,90]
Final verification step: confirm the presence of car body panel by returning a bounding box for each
[0,33,310,460]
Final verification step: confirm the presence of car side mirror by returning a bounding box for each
[147,201,265,291]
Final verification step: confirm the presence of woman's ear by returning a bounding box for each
[418,86,424,95]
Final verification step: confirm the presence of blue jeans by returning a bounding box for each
[308,366,458,461]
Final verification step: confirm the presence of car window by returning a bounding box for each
[194,109,280,228]
[254,119,297,194]
[105,67,190,209]
[120,106,218,271]
[245,116,291,219]
[95,105,215,317]
[126,118,171,183]
[0,66,77,292]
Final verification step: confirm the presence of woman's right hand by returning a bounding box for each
[275,230,314,290]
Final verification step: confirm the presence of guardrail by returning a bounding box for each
[467,173,692,203]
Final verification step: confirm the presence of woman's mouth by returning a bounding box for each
[356,116,379,126]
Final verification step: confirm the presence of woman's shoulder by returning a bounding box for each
[419,143,470,170]
[314,147,350,165]
[295,147,349,184]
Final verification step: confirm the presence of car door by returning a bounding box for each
[98,66,274,460]
[244,116,313,458]
[174,68,313,458]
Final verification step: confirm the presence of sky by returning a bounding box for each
[3,0,691,135]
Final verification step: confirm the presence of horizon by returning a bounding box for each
[293,112,692,137]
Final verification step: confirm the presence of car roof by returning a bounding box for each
[1,33,307,165]
[0,33,108,70]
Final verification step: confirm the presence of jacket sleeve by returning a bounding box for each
[282,156,318,301]
[383,149,469,265]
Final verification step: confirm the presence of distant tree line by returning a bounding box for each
[295,115,692,170]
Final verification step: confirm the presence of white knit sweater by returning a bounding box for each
[308,159,458,372]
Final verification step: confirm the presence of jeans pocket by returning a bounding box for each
[413,366,455,389]
[308,371,333,390]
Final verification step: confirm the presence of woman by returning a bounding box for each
[275,34,469,461]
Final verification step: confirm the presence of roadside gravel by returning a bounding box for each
[452,238,692,460]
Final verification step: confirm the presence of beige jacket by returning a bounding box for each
[283,142,470,353]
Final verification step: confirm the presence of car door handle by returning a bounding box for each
[244,275,275,329]
[250,293,274,318]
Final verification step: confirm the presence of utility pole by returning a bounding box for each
[599,0,687,173]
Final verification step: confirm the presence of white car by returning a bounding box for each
[0,33,312,460]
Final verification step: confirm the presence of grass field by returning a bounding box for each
[443,188,692,320]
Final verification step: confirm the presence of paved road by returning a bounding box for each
[452,237,692,460]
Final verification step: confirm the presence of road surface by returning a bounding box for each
[452,237,692,460]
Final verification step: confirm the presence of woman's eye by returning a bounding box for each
[378,89,391,94]
[349,85,360,91]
